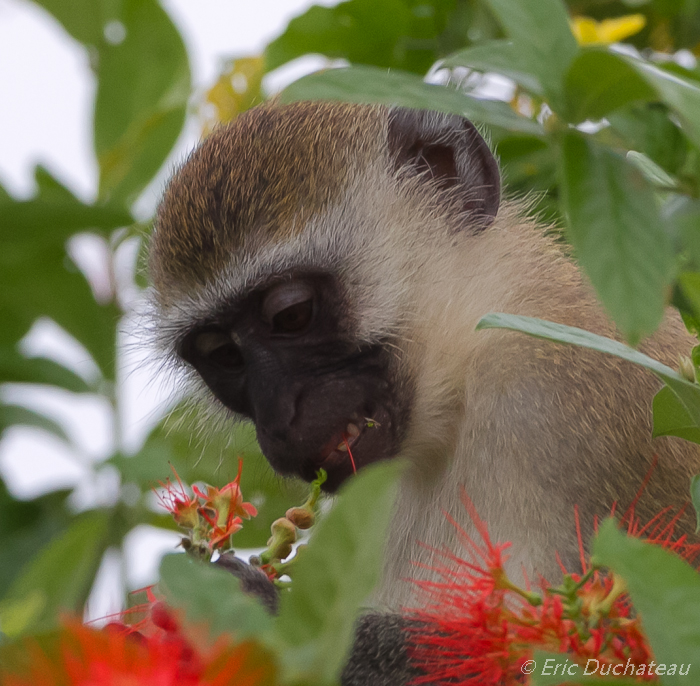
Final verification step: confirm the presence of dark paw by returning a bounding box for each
[215,552,280,615]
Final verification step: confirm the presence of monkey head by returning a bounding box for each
[149,102,500,492]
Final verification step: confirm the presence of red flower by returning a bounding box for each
[154,461,258,556]
[406,490,690,685]
[0,617,277,686]
[155,468,200,530]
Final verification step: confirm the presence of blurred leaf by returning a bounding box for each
[476,313,700,425]
[0,169,132,243]
[565,48,700,148]
[559,131,673,344]
[266,0,461,75]
[637,61,700,150]
[274,460,403,685]
[691,473,700,533]
[608,103,689,175]
[281,65,543,135]
[677,203,700,270]
[201,56,264,133]
[0,510,111,637]
[481,0,578,108]
[0,482,72,597]
[626,150,678,188]
[653,385,700,442]
[0,404,71,444]
[564,49,655,122]
[29,0,105,47]
[0,348,92,392]
[679,271,700,323]
[592,519,700,684]
[110,410,306,549]
[495,134,559,221]
[266,0,412,72]
[0,169,130,373]
[159,553,274,640]
[95,0,191,205]
[442,40,544,96]
[28,1,191,204]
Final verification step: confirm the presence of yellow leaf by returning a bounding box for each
[571,14,646,45]
[201,56,265,135]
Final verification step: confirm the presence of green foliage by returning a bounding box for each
[482,0,578,108]
[281,65,543,135]
[160,554,274,640]
[0,511,111,637]
[3,0,700,679]
[477,313,700,434]
[279,0,700,345]
[691,474,700,532]
[274,460,403,685]
[593,519,700,685]
[559,131,673,344]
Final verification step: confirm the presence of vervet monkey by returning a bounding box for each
[149,101,700,683]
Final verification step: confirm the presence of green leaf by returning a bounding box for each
[159,553,273,640]
[274,460,404,685]
[677,203,700,270]
[0,404,71,444]
[653,385,700,443]
[281,65,543,136]
[679,272,700,321]
[480,0,577,108]
[94,0,191,205]
[564,50,700,148]
[476,314,700,429]
[0,349,92,392]
[442,40,544,96]
[626,151,678,189]
[690,474,700,533]
[29,0,105,47]
[530,650,640,684]
[266,0,412,72]
[564,49,656,123]
[559,130,673,344]
[0,510,111,637]
[634,60,700,151]
[608,103,689,177]
[0,169,130,372]
[592,519,700,685]
[0,482,71,597]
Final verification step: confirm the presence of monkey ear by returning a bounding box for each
[387,108,500,230]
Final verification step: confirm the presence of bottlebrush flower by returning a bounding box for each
[407,490,696,685]
[0,616,277,686]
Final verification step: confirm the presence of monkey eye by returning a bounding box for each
[262,282,314,334]
[190,330,244,369]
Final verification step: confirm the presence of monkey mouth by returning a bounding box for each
[318,419,364,471]
[311,407,393,492]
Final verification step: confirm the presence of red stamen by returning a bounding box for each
[343,436,357,474]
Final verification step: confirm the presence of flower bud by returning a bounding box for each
[271,517,297,539]
[679,355,696,383]
[285,506,315,529]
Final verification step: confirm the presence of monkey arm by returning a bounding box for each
[215,552,422,685]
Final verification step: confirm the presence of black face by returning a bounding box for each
[177,272,411,492]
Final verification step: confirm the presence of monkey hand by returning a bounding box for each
[215,552,280,615]
[214,552,422,686]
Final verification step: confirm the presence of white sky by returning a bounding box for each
[0,0,336,618]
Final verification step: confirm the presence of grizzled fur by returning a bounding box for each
[149,101,700,686]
